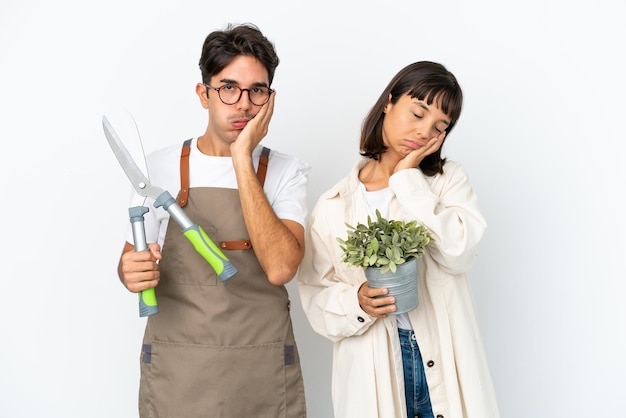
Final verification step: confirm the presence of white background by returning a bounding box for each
[1,1,624,417]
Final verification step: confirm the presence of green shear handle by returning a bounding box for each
[154,191,238,281]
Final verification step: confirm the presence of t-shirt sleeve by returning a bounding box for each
[269,154,311,227]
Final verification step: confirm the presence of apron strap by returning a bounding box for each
[257,146,270,186]
[219,240,252,250]
[177,141,271,207]
[176,139,271,250]
[176,139,193,207]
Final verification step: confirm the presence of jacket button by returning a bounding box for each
[427,360,435,367]
[357,316,365,322]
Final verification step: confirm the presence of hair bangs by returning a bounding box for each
[410,84,462,123]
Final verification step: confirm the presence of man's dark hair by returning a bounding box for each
[199,23,280,86]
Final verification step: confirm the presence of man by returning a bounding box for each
[117,23,309,417]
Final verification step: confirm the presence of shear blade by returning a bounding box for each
[102,115,163,200]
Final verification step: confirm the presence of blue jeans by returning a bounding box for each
[398,329,434,418]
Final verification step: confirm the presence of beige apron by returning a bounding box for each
[138,142,306,418]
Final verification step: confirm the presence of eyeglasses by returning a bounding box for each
[204,84,273,106]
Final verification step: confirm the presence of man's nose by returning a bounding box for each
[236,89,253,109]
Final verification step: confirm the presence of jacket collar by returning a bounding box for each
[321,158,369,200]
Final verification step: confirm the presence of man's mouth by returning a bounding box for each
[232,120,249,129]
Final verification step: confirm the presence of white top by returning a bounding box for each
[361,183,392,219]
[126,137,311,246]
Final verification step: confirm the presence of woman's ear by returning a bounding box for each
[383,93,392,113]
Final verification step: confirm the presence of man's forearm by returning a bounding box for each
[234,157,304,285]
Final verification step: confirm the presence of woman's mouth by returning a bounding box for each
[405,140,424,150]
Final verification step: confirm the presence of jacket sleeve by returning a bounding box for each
[389,162,487,275]
[297,206,377,343]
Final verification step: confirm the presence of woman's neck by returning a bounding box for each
[358,158,395,191]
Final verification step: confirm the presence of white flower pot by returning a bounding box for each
[365,258,418,314]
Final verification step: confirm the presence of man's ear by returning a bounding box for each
[196,83,209,109]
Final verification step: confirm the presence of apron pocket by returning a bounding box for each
[160,226,219,287]
[141,339,286,418]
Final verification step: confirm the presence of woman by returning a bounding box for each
[298,61,499,418]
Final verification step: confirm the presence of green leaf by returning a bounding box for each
[337,213,433,270]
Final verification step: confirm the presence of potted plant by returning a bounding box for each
[337,209,433,314]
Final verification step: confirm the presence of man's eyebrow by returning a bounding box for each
[218,78,269,87]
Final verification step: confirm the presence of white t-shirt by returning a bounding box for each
[126,137,311,246]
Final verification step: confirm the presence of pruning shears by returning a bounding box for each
[102,115,238,316]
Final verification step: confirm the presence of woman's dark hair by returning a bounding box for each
[199,23,280,86]
[360,61,463,176]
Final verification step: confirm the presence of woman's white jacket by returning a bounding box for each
[297,158,500,418]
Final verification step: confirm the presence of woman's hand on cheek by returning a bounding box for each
[395,131,445,172]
